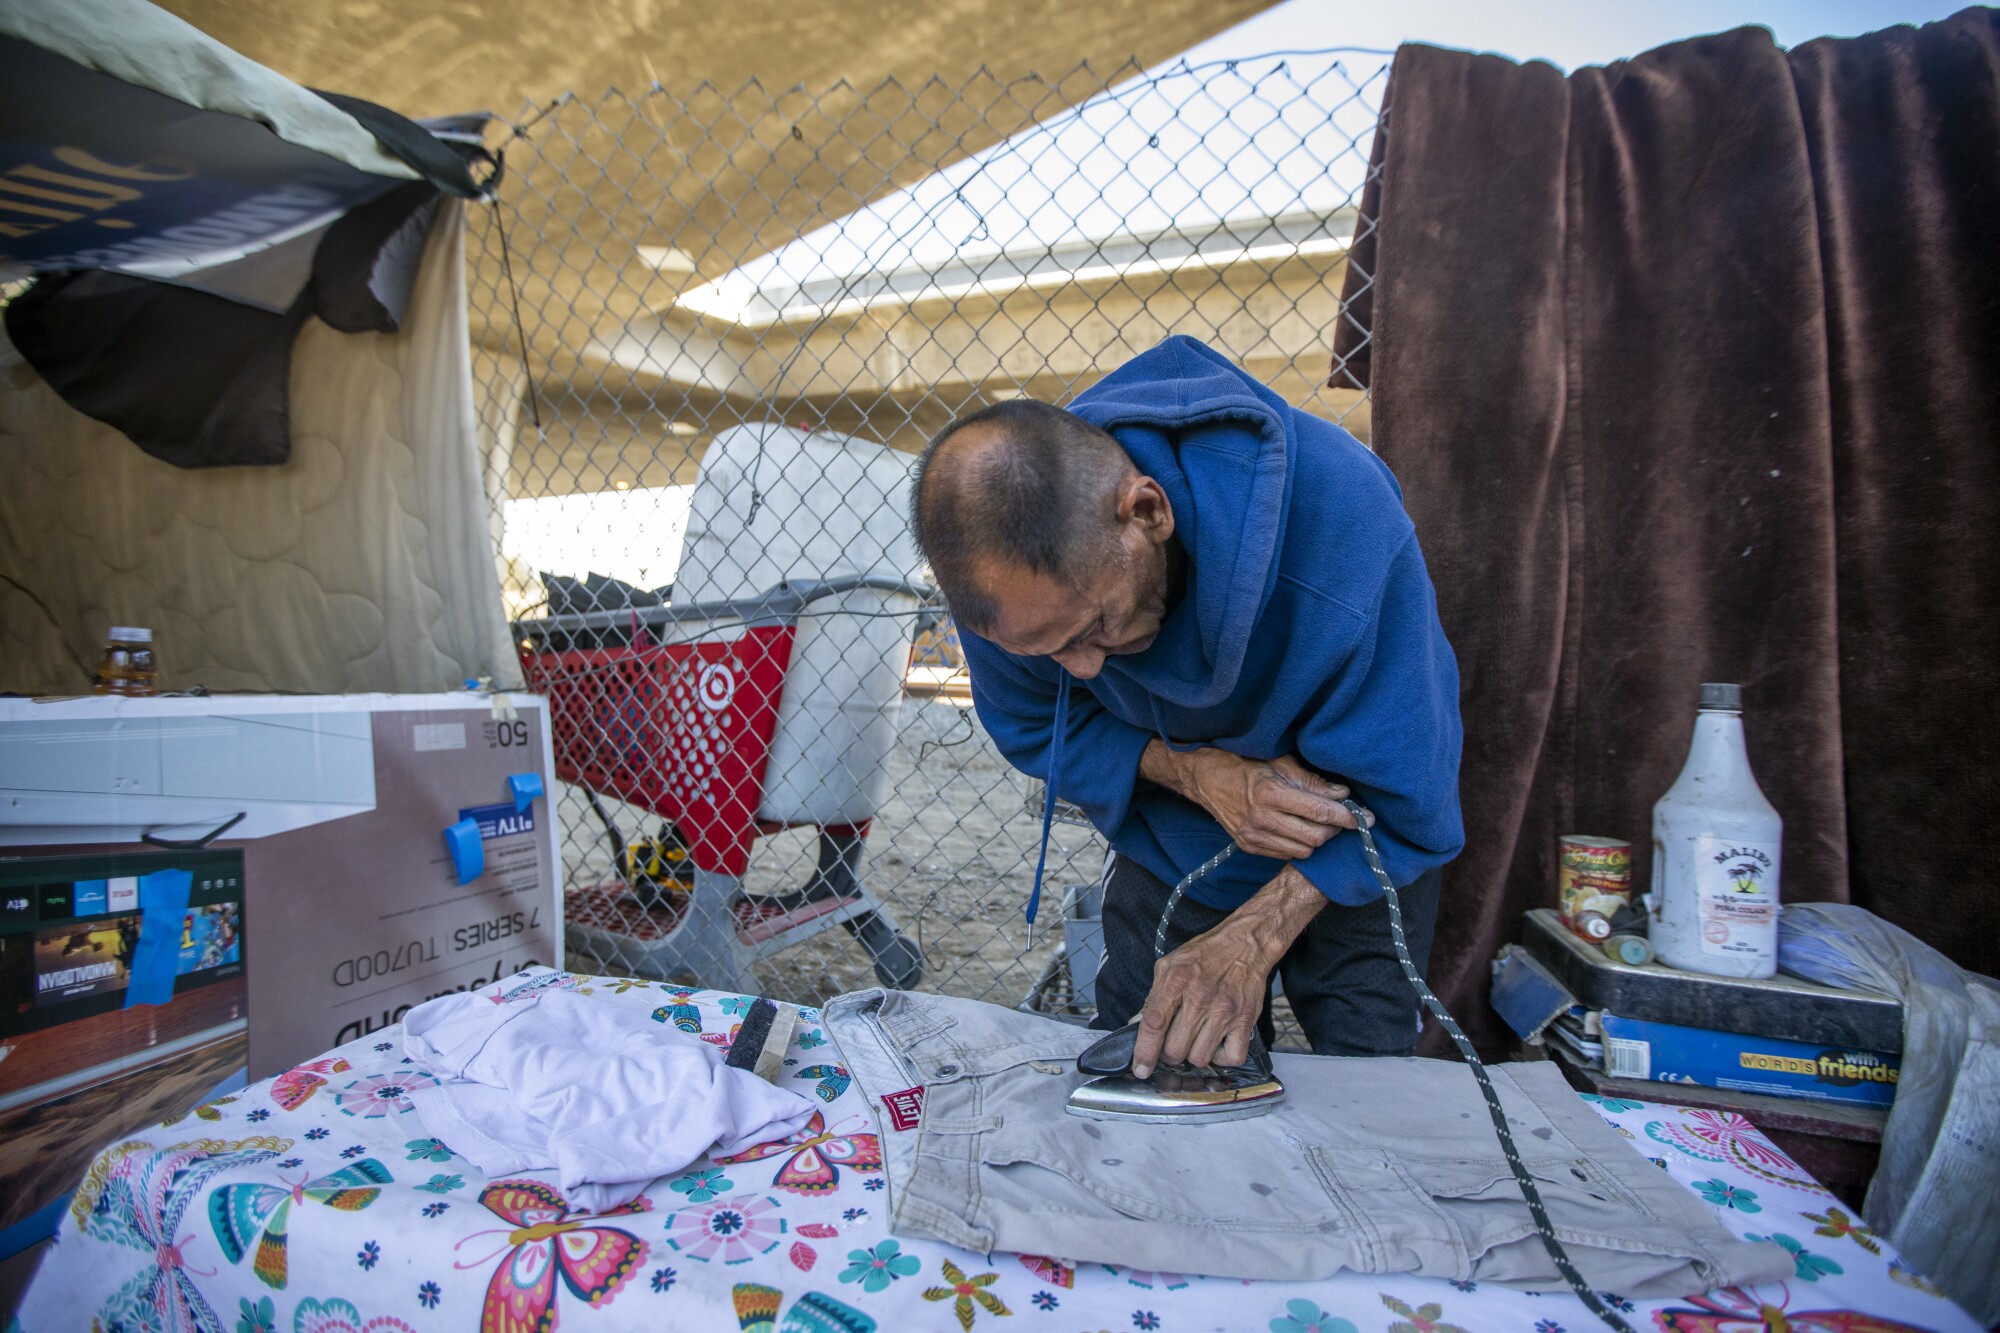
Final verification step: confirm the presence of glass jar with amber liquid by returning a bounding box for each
[93,626,158,696]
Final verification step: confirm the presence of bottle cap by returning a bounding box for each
[109,626,153,643]
[1570,909,1613,941]
[1603,933,1654,966]
[1698,682,1742,712]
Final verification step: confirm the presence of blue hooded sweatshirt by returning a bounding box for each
[960,336,1464,914]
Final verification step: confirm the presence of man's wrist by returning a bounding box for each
[1140,739,1234,806]
[1225,863,1327,965]
[1140,737,1201,801]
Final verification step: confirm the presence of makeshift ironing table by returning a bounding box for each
[15,977,1979,1333]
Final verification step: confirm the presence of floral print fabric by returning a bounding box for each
[15,980,1981,1333]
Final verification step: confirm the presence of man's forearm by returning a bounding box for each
[1143,740,1338,956]
[1142,739,1358,863]
[1221,863,1327,965]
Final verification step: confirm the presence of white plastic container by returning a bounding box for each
[673,424,922,826]
[1650,682,1783,979]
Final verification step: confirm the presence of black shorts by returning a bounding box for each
[1089,853,1445,1058]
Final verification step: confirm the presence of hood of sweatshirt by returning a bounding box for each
[1065,334,1300,711]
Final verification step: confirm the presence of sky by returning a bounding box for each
[504,486,693,608]
[1184,0,1968,70]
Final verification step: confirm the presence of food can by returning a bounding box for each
[1559,835,1632,941]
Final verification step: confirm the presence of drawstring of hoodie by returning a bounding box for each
[1025,670,1072,948]
[1024,675,1205,950]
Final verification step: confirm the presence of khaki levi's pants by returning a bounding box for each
[824,987,1792,1296]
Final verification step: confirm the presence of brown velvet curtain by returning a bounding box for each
[1334,10,2000,1055]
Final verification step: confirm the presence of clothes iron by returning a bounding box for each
[1063,842,1284,1123]
[1065,1021,1285,1123]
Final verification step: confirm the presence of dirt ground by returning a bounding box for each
[557,695,1096,996]
[557,694,1308,1049]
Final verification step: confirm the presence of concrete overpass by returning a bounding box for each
[502,204,1367,498]
[158,0,1275,390]
[153,4,1363,513]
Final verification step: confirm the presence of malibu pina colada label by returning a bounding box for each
[1694,837,1779,958]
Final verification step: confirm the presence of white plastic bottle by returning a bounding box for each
[1650,683,1783,978]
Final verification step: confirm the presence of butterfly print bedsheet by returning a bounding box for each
[16,976,1979,1333]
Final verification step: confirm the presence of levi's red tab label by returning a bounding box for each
[884,1085,925,1131]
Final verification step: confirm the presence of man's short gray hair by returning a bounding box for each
[909,400,1132,631]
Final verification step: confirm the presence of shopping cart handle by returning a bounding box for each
[516,575,933,639]
[768,574,934,614]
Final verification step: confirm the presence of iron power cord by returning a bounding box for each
[1151,804,1637,1333]
[1152,842,1235,959]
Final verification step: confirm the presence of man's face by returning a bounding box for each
[973,475,1175,680]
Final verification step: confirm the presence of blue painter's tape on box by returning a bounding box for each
[458,801,537,840]
[124,868,193,1008]
[1598,1012,1899,1107]
[443,818,484,885]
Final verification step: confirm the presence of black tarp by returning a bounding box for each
[1,27,489,466]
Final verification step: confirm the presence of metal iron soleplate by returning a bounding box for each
[1064,1068,1286,1124]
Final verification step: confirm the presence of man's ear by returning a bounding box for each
[1119,475,1175,544]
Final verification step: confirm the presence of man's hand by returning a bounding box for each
[1131,864,1327,1078]
[1140,743,1366,860]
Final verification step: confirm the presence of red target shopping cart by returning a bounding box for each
[517,573,927,992]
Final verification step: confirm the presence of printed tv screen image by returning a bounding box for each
[33,917,138,1006]
[0,848,249,1046]
[179,903,242,974]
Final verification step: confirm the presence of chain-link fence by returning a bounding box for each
[465,50,1386,1033]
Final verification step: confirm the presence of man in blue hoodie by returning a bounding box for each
[910,336,1463,1079]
